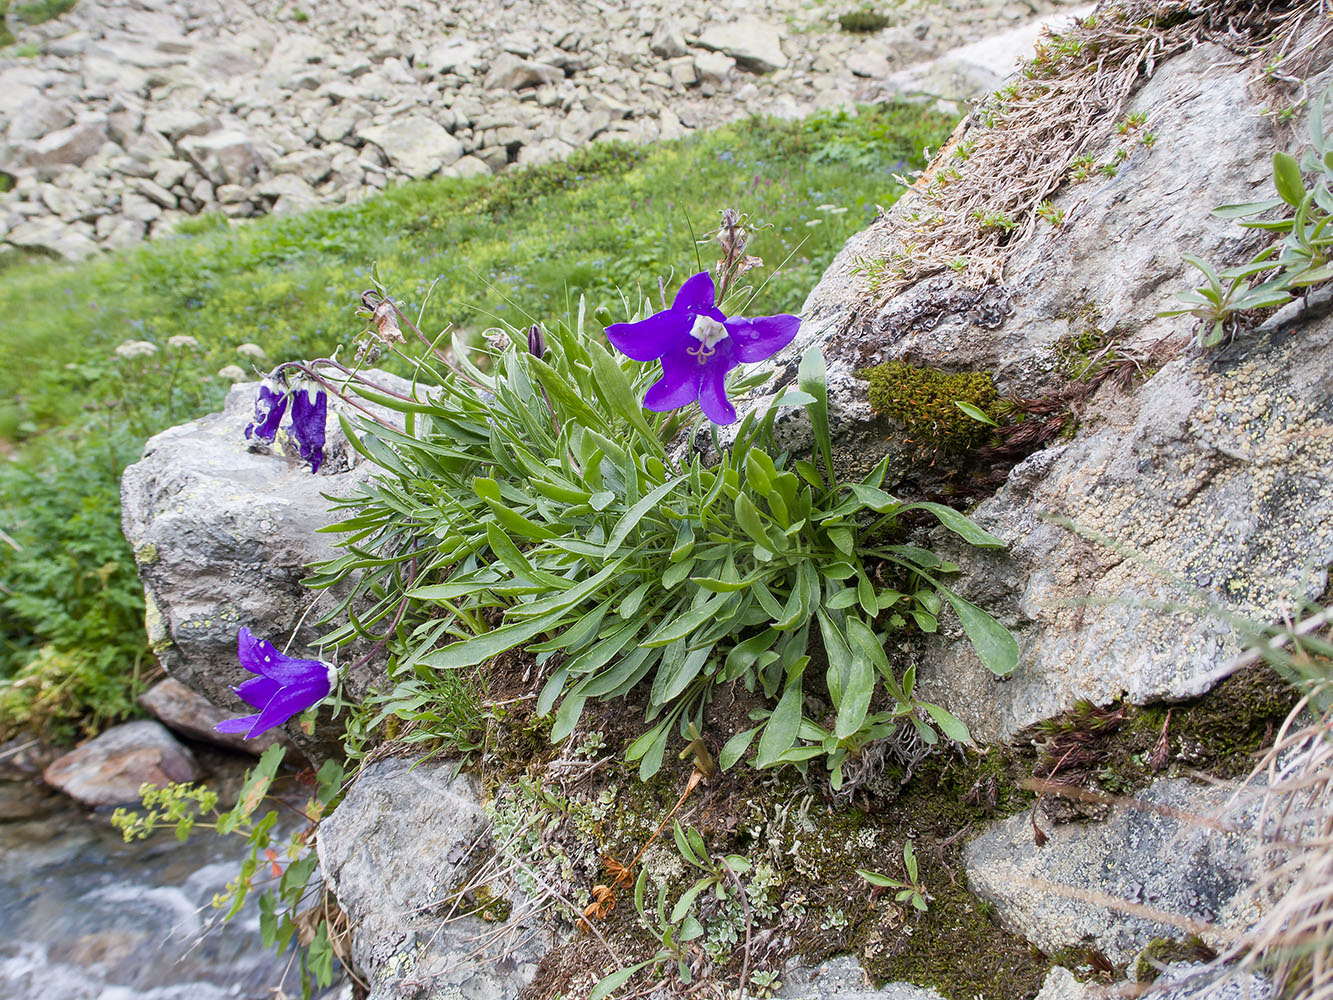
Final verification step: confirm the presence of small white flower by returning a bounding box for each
[236,343,267,360]
[217,365,247,380]
[167,335,201,350]
[114,340,158,360]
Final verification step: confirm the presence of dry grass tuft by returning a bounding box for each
[1201,690,1333,998]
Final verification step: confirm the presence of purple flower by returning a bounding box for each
[604,271,799,425]
[244,378,288,444]
[289,385,327,474]
[215,628,337,739]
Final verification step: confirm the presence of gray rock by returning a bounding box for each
[42,721,199,806]
[256,173,319,214]
[418,37,481,75]
[965,779,1260,966]
[777,42,1333,743]
[695,50,736,86]
[134,178,178,209]
[144,108,216,143]
[178,129,266,186]
[1150,964,1274,1000]
[6,97,74,142]
[650,18,689,59]
[442,154,491,178]
[779,955,946,999]
[119,377,414,754]
[318,757,551,1000]
[19,116,108,169]
[6,216,99,259]
[359,117,463,179]
[698,18,789,73]
[483,51,563,91]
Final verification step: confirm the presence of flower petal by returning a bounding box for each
[643,351,704,411]
[243,681,326,738]
[244,382,288,443]
[725,314,801,363]
[698,353,739,425]
[671,271,718,315]
[238,628,328,685]
[233,674,282,709]
[215,714,259,735]
[605,309,693,362]
[290,387,327,474]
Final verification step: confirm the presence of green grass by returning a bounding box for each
[0,103,958,741]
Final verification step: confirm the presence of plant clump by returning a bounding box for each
[838,9,889,33]
[857,361,1002,450]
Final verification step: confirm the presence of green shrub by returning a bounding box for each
[0,105,960,741]
[839,9,890,33]
[13,0,74,25]
[0,432,149,741]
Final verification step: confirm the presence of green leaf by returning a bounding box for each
[734,492,773,547]
[756,668,805,767]
[1274,151,1306,207]
[955,400,998,426]
[798,346,833,487]
[901,501,1007,548]
[719,726,760,770]
[923,703,973,744]
[670,877,712,923]
[938,586,1020,676]
[856,869,902,889]
[550,694,587,742]
[605,477,685,557]
[418,607,565,669]
[590,960,655,1000]
[486,522,534,576]
[587,340,660,449]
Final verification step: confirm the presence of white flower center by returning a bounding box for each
[687,315,728,364]
[325,661,339,691]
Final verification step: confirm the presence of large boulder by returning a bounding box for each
[42,720,198,806]
[318,756,553,1000]
[120,376,412,756]
[358,117,464,180]
[178,129,267,187]
[767,39,1333,743]
[697,18,789,73]
[965,778,1260,966]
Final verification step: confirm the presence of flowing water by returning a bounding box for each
[0,755,336,1000]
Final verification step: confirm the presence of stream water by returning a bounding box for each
[0,755,336,1000]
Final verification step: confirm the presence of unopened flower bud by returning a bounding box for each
[527,324,546,359]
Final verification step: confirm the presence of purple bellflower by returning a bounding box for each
[604,271,800,425]
[244,372,328,473]
[244,378,288,444]
[289,384,327,474]
[215,628,338,739]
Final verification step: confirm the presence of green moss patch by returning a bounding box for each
[857,362,1003,451]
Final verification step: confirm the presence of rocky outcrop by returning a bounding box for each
[318,756,553,1000]
[119,375,411,756]
[0,0,1089,258]
[42,720,198,806]
[768,40,1333,743]
[964,778,1260,966]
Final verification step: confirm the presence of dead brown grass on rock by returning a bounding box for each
[856,0,1327,299]
[1198,688,1333,999]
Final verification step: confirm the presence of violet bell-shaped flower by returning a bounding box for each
[289,383,327,474]
[604,271,799,425]
[244,377,288,444]
[215,628,338,739]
